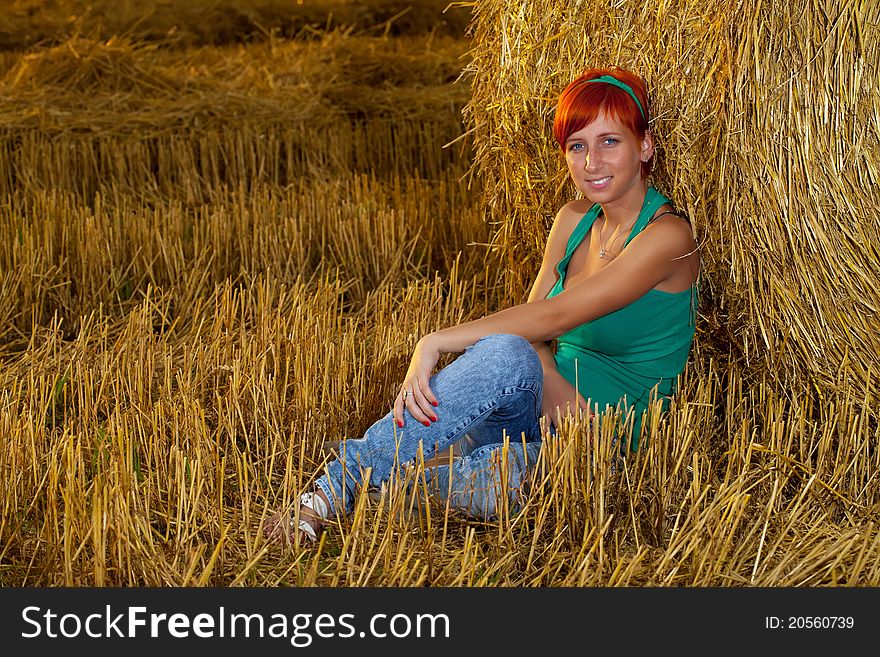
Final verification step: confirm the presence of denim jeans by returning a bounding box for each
[314,333,558,520]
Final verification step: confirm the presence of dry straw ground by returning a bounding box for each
[1,0,878,586]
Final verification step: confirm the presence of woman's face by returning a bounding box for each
[563,110,653,204]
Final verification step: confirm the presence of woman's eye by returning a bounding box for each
[603,138,619,146]
[568,143,583,152]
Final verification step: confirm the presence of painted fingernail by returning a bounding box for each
[397,420,403,428]
[430,416,438,422]
[431,401,438,407]
[423,421,430,427]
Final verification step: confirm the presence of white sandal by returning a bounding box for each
[296,491,330,543]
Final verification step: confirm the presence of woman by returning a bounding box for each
[265,67,701,544]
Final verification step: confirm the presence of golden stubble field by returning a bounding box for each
[1,0,878,586]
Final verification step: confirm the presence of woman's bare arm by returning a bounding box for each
[426,213,690,353]
[525,204,580,365]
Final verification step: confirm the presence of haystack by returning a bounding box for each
[0,31,471,198]
[463,0,880,424]
[3,37,176,94]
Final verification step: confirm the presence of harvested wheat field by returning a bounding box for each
[0,0,878,589]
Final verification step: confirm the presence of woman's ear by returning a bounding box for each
[640,130,655,162]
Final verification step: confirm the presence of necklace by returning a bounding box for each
[597,214,637,259]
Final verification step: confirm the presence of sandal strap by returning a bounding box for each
[298,518,318,542]
[300,491,330,519]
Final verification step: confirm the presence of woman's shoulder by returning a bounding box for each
[647,202,691,226]
[636,203,701,281]
[555,198,595,230]
[548,199,595,246]
[561,198,595,217]
[539,199,596,267]
[641,203,695,244]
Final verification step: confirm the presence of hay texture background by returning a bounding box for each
[0,0,470,49]
[464,0,880,422]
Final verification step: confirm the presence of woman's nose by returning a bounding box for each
[583,150,597,171]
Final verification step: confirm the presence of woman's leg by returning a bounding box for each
[314,333,547,517]
[422,436,545,519]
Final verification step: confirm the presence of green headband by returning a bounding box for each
[586,75,647,123]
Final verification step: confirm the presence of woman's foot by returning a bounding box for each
[264,489,331,545]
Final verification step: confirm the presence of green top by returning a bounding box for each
[545,187,699,451]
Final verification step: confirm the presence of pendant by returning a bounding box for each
[599,248,606,258]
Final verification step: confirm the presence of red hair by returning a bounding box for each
[553,67,653,178]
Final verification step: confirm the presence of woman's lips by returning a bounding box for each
[586,176,612,190]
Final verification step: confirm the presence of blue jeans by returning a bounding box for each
[315,333,557,520]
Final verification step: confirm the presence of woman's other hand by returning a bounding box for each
[394,336,441,428]
[541,368,592,427]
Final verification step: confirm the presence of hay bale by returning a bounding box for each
[3,37,176,94]
[463,0,880,421]
[0,32,471,195]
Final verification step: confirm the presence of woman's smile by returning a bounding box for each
[585,175,613,190]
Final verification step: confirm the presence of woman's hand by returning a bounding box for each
[393,336,441,428]
[541,368,592,428]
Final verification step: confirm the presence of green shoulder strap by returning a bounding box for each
[623,187,672,248]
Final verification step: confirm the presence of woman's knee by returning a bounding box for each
[467,333,542,379]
